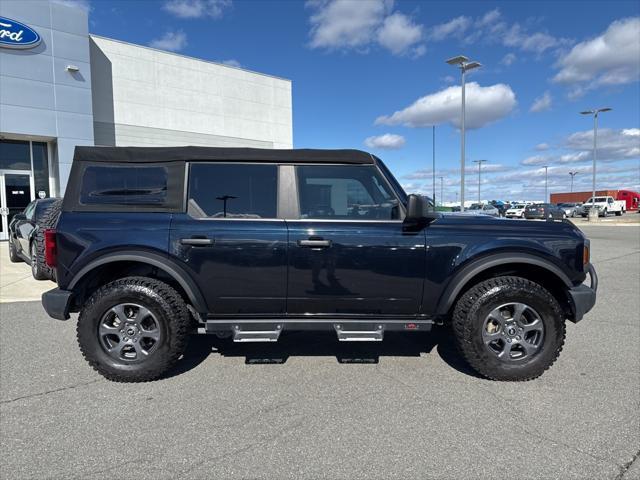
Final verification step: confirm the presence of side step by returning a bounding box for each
[231,324,282,342]
[334,323,384,342]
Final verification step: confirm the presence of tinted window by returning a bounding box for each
[0,140,31,170]
[80,165,168,206]
[296,165,399,220]
[188,164,278,219]
[32,142,50,198]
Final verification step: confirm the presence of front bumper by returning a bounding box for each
[568,264,598,322]
[42,288,73,320]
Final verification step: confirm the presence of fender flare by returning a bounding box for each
[68,250,208,312]
[435,252,573,315]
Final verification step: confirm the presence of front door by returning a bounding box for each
[286,164,426,316]
[169,163,288,316]
[0,172,33,241]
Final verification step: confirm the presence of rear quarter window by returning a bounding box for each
[80,166,168,206]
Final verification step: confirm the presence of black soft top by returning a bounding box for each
[73,146,375,164]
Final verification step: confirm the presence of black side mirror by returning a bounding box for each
[404,194,438,230]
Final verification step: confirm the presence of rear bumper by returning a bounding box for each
[42,288,73,320]
[568,264,598,322]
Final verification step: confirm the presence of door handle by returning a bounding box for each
[180,237,215,246]
[298,239,332,248]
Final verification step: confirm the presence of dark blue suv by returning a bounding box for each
[42,147,597,382]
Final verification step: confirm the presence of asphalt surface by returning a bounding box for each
[1,225,639,480]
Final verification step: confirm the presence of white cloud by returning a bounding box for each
[530,91,552,113]
[52,0,90,11]
[222,59,242,68]
[553,17,640,88]
[306,0,424,56]
[427,16,470,41]
[521,128,640,166]
[535,143,550,151]
[149,30,188,52]
[501,53,516,66]
[428,9,569,57]
[163,0,231,19]
[377,12,425,57]
[375,82,517,130]
[364,133,406,149]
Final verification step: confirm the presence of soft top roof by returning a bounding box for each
[73,146,375,164]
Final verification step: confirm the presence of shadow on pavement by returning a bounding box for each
[166,327,481,379]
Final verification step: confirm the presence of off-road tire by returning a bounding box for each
[8,237,21,263]
[34,199,62,281]
[30,242,47,280]
[77,276,190,382]
[452,276,566,381]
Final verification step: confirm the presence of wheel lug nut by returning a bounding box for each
[507,338,512,343]
[516,336,521,340]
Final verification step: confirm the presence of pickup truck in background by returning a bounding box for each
[581,196,626,217]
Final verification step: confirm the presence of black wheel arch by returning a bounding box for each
[67,250,207,314]
[435,252,574,317]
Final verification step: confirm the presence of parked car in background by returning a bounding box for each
[557,202,582,218]
[467,203,500,217]
[525,203,566,220]
[581,196,626,217]
[8,198,62,280]
[505,203,528,218]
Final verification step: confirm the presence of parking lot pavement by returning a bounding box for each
[1,225,639,480]
[0,242,55,303]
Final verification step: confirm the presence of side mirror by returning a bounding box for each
[13,213,26,221]
[404,194,438,230]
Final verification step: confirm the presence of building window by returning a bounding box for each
[32,142,50,198]
[188,164,278,219]
[0,140,31,170]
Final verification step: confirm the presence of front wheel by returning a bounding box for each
[77,277,191,382]
[452,276,565,381]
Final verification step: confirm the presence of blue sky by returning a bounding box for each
[71,0,639,202]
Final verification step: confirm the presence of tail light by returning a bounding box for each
[44,229,57,268]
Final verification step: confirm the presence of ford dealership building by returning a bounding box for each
[0,0,292,240]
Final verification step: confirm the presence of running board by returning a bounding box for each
[231,324,282,342]
[334,323,384,342]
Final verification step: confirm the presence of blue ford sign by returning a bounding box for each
[0,16,41,49]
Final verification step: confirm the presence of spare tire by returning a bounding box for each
[34,199,62,282]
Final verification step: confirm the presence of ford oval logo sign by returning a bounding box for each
[0,16,41,49]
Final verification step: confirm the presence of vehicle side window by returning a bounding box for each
[24,202,36,220]
[296,165,400,220]
[80,166,168,206]
[188,164,278,219]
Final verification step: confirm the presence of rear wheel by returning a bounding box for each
[77,276,191,382]
[30,243,47,280]
[452,276,565,381]
[8,238,21,263]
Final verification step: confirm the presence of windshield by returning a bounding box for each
[469,204,482,210]
[512,204,525,209]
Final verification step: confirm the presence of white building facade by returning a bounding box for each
[0,0,292,240]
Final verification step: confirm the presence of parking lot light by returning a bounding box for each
[543,165,548,203]
[473,160,487,204]
[580,108,612,204]
[569,171,578,193]
[446,55,482,212]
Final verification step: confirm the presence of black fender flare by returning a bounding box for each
[68,250,208,312]
[435,252,573,315]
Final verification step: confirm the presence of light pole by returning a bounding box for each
[569,171,578,193]
[446,55,481,211]
[431,126,436,205]
[473,159,487,204]
[439,176,444,206]
[580,108,612,203]
[542,165,548,202]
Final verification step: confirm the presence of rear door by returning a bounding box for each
[286,164,426,316]
[169,163,288,316]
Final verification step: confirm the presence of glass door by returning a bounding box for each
[0,172,34,241]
